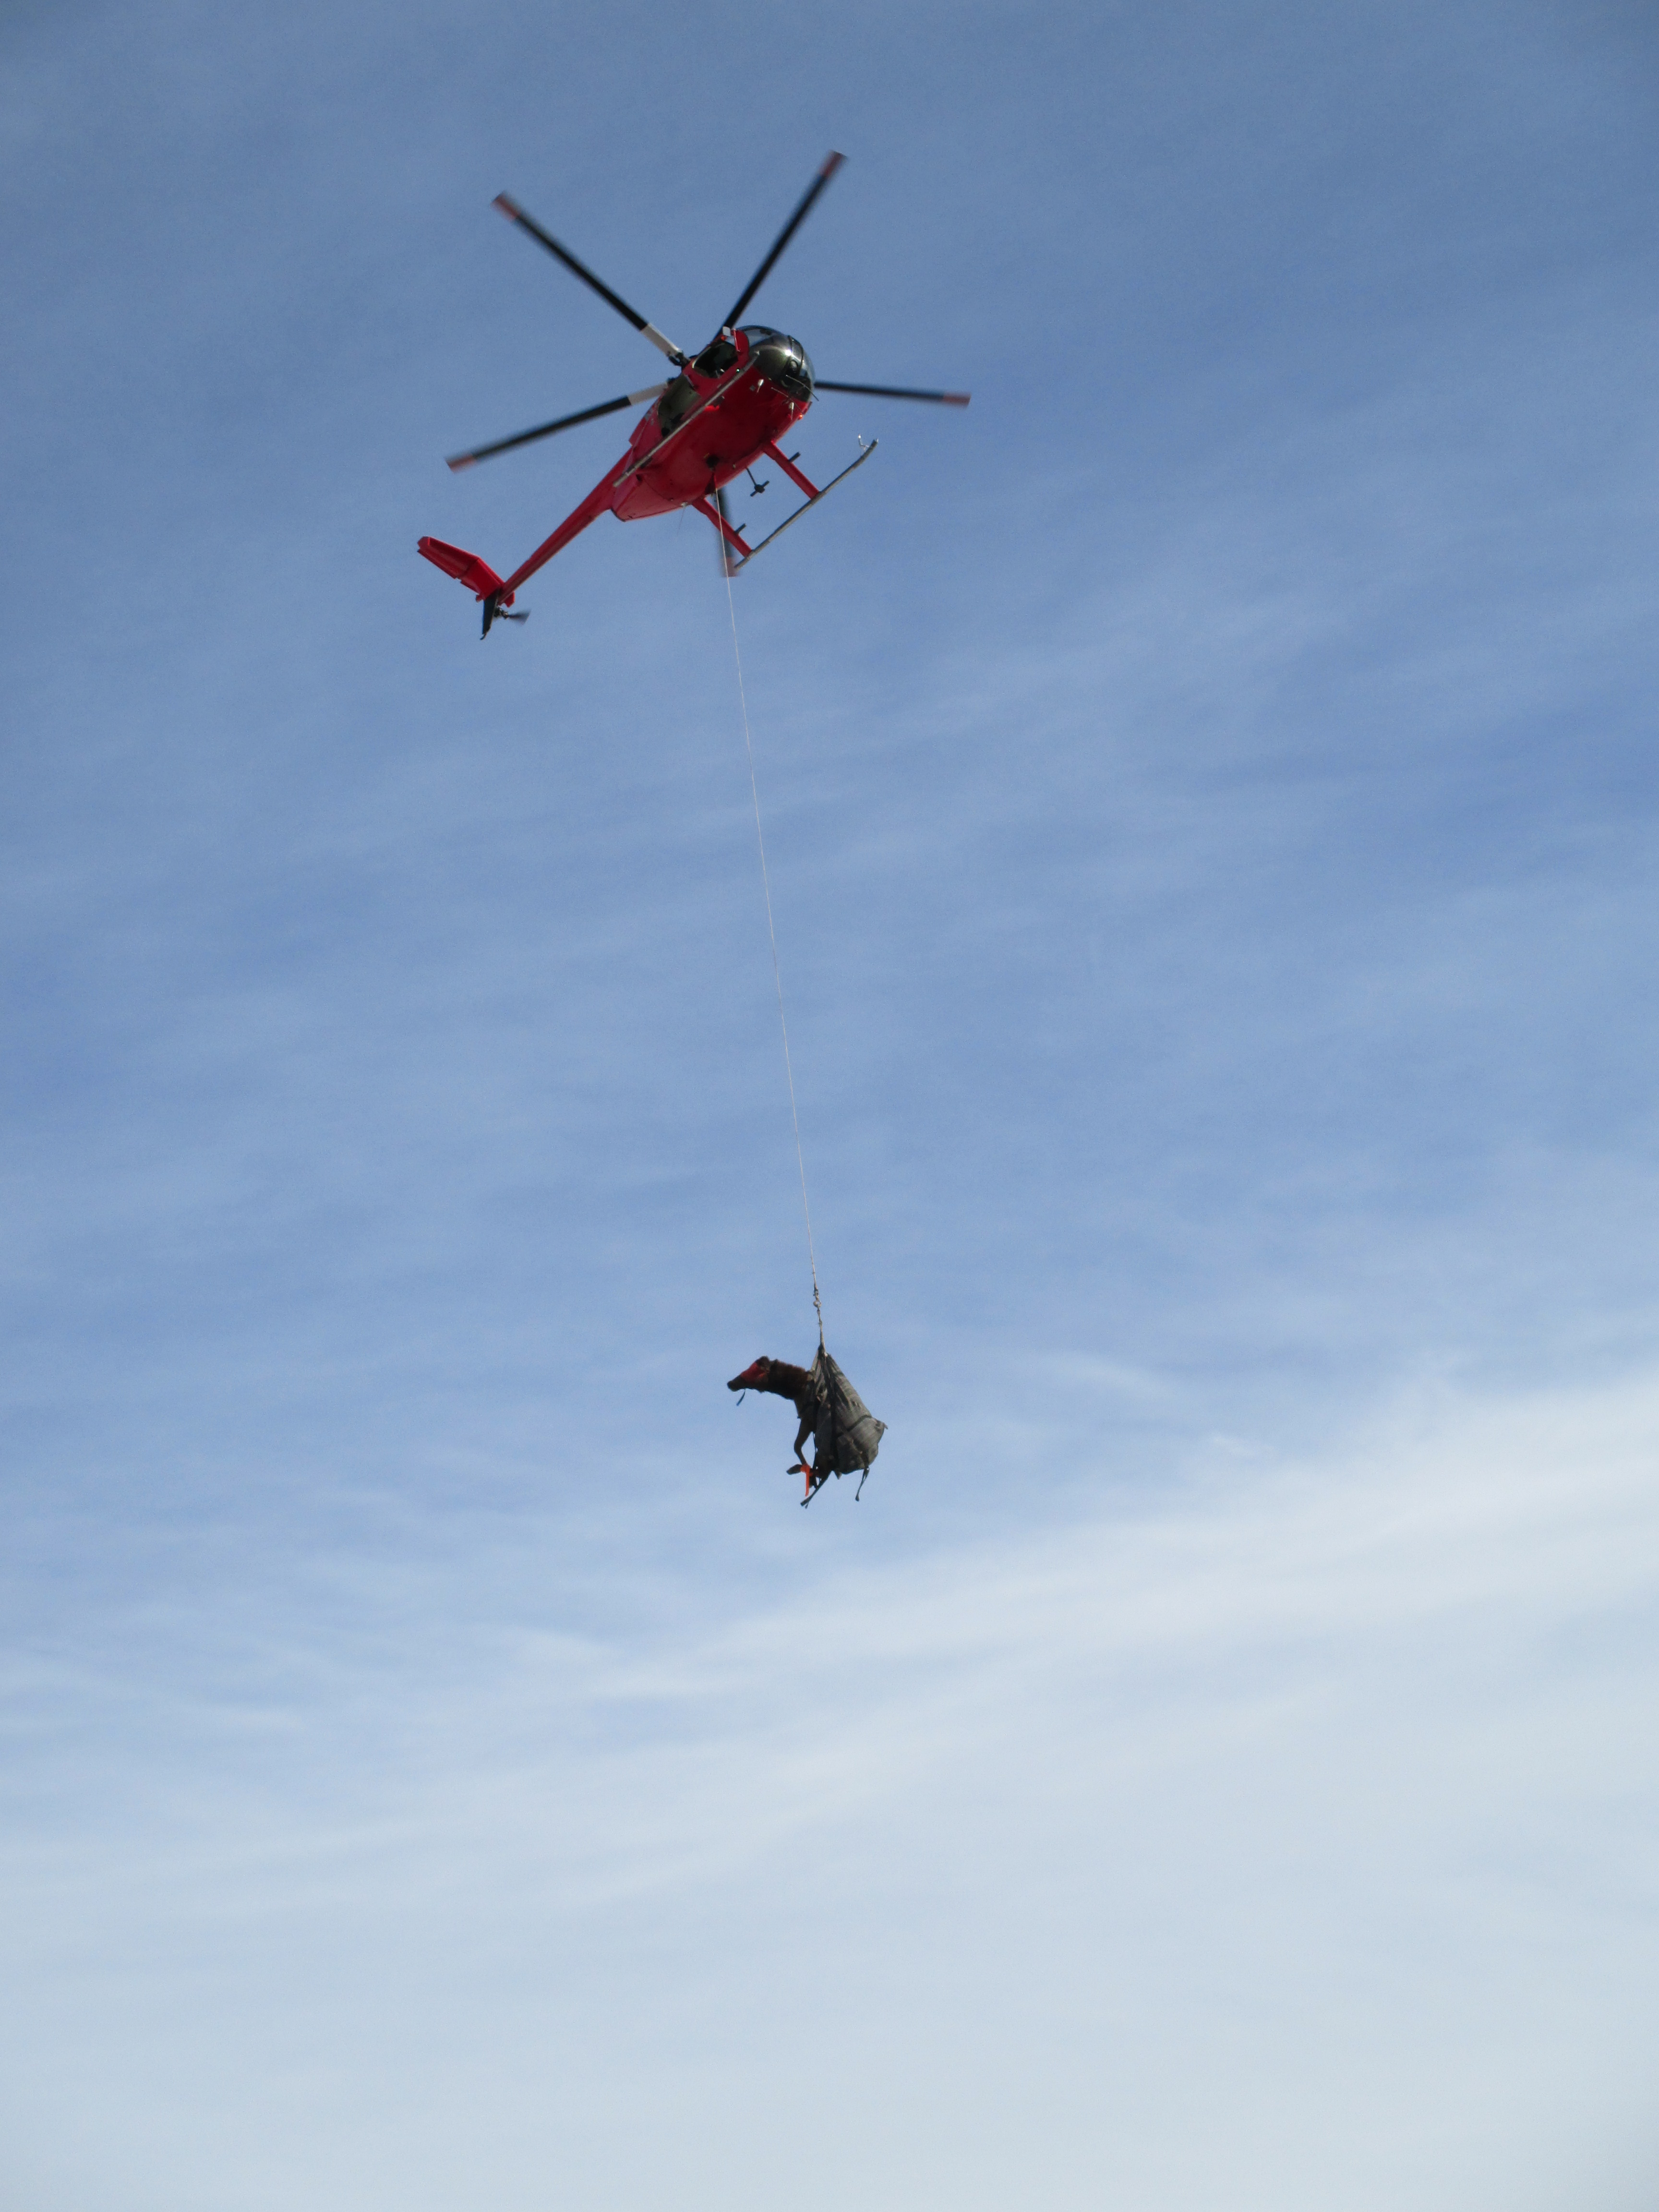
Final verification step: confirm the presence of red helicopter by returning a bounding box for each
[419,152,969,635]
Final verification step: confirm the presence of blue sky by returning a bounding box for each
[3,2,1658,2207]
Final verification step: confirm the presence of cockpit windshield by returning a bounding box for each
[693,336,739,380]
[657,327,814,436]
[658,333,744,435]
[740,325,814,403]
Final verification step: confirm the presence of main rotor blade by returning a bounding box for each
[815,381,971,405]
[721,150,845,332]
[446,386,667,471]
[493,194,686,363]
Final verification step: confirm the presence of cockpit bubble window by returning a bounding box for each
[740,325,814,403]
[694,336,740,379]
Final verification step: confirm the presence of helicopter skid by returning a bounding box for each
[716,441,878,573]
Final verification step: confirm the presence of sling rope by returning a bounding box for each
[721,557,825,1348]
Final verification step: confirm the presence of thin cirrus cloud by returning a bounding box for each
[2,1369,1657,2212]
[4,0,1659,2207]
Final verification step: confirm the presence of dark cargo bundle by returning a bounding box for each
[809,1348,886,1480]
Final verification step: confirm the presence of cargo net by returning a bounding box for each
[805,1348,886,1504]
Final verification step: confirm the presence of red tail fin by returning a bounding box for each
[417,537,512,603]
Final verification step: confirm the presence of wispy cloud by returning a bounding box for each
[3,1369,1656,2211]
[5,2,1659,2207]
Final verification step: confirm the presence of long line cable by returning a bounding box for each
[721,555,825,1347]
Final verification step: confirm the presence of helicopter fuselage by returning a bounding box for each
[613,326,812,519]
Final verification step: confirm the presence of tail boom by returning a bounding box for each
[418,467,619,637]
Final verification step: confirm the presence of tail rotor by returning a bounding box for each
[419,540,529,638]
